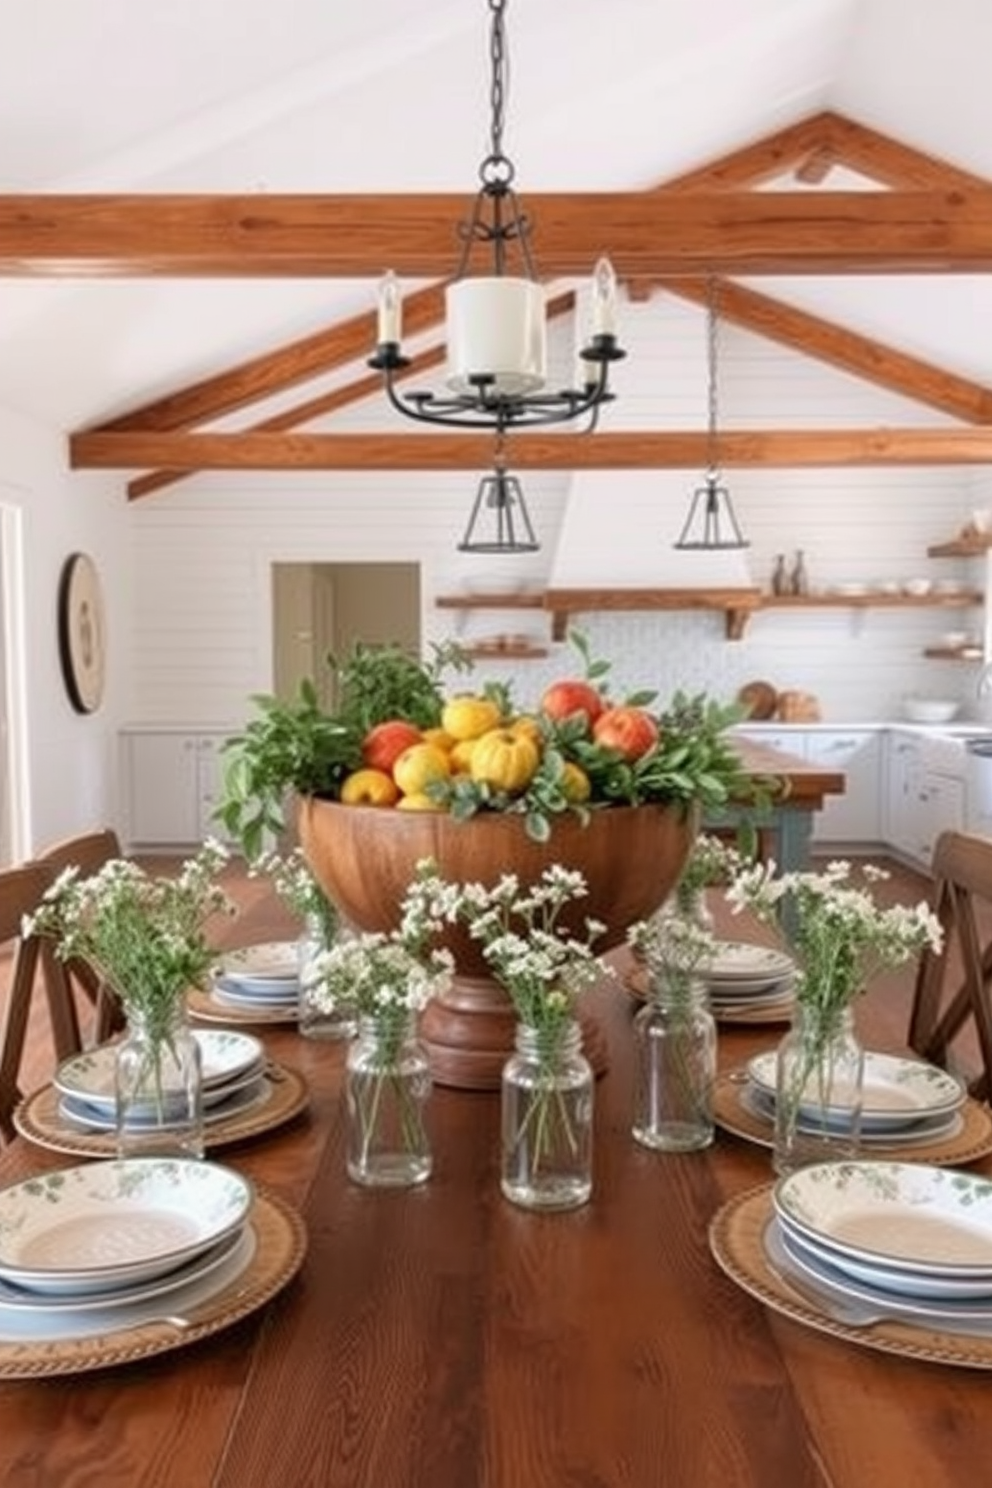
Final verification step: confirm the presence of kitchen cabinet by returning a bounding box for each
[804,730,882,845]
[121,729,237,851]
[883,730,967,870]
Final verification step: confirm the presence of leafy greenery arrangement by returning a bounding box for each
[216,630,766,856]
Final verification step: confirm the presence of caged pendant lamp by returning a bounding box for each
[458,437,539,554]
[674,277,749,551]
[369,0,625,434]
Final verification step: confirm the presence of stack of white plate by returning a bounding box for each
[703,941,796,1016]
[55,1029,267,1133]
[211,942,301,1012]
[743,1050,966,1146]
[770,1160,992,1328]
[0,1158,254,1339]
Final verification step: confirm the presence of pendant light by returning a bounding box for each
[369,0,625,433]
[458,435,539,553]
[674,277,749,551]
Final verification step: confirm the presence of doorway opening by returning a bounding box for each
[271,561,421,707]
[0,500,28,866]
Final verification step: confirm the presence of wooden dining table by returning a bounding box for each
[0,888,988,1488]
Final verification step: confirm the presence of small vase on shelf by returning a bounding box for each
[772,1002,864,1176]
[345,1012,432,1188]
[501,1019,593,1211]
[632,973,716,1153]
[114,997,205,1160]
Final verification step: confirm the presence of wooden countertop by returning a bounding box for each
[733,735,846,808]
[0,888,985,1487]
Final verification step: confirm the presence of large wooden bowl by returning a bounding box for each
[297,797,697,1089]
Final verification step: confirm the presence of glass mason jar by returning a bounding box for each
[501,1019,594,1211]
[298,911,356,1041]
[345,1012,432,1187]
[773,1002,864,1176]
[632,975,716,1152]
[114,997,204,1159]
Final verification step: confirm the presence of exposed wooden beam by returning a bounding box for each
[68,429,992,478]
[6,191,992,276]
[660,277,992,424]
[122,290,577,498]
[658,112,837,192]
[794,147,837,186]
[822,114,992,191]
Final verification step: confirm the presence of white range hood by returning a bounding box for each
[547,470,755,589]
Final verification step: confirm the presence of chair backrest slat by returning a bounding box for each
[908,829,992,1102]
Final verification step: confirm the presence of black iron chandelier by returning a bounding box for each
[458,435,539,553]
[369,0,625,433]
[674,277,749,551]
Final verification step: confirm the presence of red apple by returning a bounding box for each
[540,679,605,727]
[592,705,659,761]
[361,719,423,773]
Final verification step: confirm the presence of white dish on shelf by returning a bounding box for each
[902,697,960,723]
[902,578,933,597]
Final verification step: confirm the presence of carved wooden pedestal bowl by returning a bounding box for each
[297,797,697,1091]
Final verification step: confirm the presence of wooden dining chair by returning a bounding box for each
[0,862,57,1140]
[908,829,992,1102]
[34,826,127,1049]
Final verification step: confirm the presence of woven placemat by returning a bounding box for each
[14,1064,309,1158]
[187,985,299,1027]
[622,965,795,1026]
[712,1071,992,1167]
[0,1187,306,1379]
[709,1184,992,1370]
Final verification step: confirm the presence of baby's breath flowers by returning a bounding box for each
[25,839,235,1035]
[251,847,340,946]
[725,857,943,1022]
[627,912,716,1006]
[441,864,613,1036]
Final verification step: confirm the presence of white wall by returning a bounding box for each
[0,402,129,855]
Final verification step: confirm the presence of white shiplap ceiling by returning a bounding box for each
[1,0,991,432]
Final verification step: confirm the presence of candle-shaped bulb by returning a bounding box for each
[590,256,617,338]
[377,270,402,345]
[577,354,599,390]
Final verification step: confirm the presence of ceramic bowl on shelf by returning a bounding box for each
[902,697,960,724]
[902,578,933,597]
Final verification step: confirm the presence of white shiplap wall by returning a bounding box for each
[126,291,984,728]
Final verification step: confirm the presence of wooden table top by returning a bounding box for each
[0,899,983,1488]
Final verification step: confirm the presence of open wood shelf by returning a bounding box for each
[435,582,984,645]
[927,536,992,558]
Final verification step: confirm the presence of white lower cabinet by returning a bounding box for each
[121,729,236,851]
[883,731,967,871]
[805,730,883,847]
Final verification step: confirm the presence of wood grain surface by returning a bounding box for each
[0,878,987,1487]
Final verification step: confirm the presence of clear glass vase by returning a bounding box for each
[114,997,204,1159]
[345,1012,432,1187]
[298,912,356,1041]
[632,975,716,1152]
[773,1002,864,1176]
[501,1019,594,1211]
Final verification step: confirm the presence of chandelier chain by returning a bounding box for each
[706,274,721,478]
[483,0,511,184]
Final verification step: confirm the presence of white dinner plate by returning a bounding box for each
[55,1030,266,1112]
[708,976,795,1006]
[0,1225,258,1343]
[747,1050,966,1131]
[0,1226,243,1314]
[704,942,795,984]
[0,1159,253,1295]
[768,1220,992,1328]
[773,1160,992,1279]
[216,942,300,982]
[212,975,299,1007]
[776,1211,992,1301]
[740,1081,963,1147]
[59,1073,271,1133]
